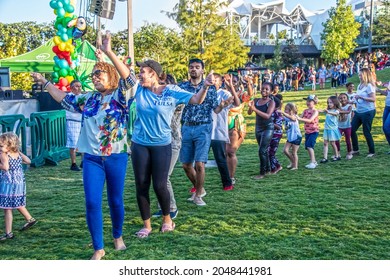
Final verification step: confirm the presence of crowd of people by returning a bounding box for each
[0,31,389,260]
[248,49,389,94]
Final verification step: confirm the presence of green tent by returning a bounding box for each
[0,39,110,74]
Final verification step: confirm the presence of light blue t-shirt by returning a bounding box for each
[284,116,302,142]
[132,84,193,146]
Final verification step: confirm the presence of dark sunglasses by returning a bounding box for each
[89,69,107,79]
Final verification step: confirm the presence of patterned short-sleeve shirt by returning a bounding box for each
[179,80,219,124]
[61,75,137,156]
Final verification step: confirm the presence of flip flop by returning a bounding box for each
[20,218,37,231]
[135,228,151,239]
[161,222,175,233]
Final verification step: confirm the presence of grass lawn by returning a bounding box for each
[0,69,389,260]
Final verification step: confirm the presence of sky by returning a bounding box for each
[0,0,337,32]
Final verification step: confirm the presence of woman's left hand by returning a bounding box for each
[100,31,112,54]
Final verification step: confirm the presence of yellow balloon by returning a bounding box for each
[65,12,73,17]
[53,36,61,46]
[70,0,76,6]
[66,39,73,45]
[66,76,74,83]
[59,43,66,51]
[54,10,57,15]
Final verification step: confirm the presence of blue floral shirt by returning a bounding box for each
[179,80,219,124]
[61,75,137,156]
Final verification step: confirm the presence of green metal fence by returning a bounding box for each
[0,110,69,167]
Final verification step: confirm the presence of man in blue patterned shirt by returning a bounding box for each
[179,58,231,206]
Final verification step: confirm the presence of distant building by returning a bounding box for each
[219,0,386,61]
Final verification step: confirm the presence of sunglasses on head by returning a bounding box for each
[89,69,107,79]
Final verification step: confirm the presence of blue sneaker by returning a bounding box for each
[152,210,163,218]
[170,209,179,219]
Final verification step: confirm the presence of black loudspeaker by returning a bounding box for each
[89,0,116,19]
[38,91,63,111]
[2,90,24,100]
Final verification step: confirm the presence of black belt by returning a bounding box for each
[183,122,211,126]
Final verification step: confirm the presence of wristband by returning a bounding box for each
[43,81,51,90]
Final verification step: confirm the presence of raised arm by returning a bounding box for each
[279,110,297,121]
[100,31,130,80]
[189,71,215,104]
[31,72,67,103]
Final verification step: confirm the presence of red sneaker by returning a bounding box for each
[189,187,196,193]
[223,185,234,191]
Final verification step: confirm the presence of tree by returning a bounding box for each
[133,23,188,80]
[0,22,55,90]
[268,40,283,72]
[167,0,249,73]
[320,0,361,63]
[373,0,390,45]
[281,39,303,67]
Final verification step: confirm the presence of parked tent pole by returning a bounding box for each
[368,0,374,53]
[127,0,134,64]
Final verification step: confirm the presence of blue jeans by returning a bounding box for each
[210,140,232,187]
[255,124,274,175]
[383,106,390,146]
[83,152,129,250]
[180,123,212,163]
[351,110,376,154]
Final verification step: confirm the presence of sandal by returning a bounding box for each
[135,228,152,239]
[0,232,14,241]
[20,218,37,231]
[161,222,175,233]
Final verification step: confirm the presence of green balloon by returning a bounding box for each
[59,68,68,77]
[52,72,59,79]
[53,66,60,72]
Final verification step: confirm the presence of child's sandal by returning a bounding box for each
[20,218,37,231]
[0,232,14,241]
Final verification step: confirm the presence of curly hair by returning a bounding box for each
[94,62,120,91]
[0,132,20,153]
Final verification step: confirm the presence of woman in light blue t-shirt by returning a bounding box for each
[351,68,377,157]
[131,60,215,238]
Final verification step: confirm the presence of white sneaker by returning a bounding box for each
[193,196,206,206]
[305,162,317,169]
[346,154,353,160]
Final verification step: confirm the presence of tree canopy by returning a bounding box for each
[320,0,361,63]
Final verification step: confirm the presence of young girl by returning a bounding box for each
[279,103,302,170]
[297,94,319,169]
[248,82,275,179]
[320,96,342,163]
[268,94,283,174]
[0,132,36,241]
[336,93,353,159]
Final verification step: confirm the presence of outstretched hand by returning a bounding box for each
[220,96,234,108]
[204,70,215,87]
[100,31,112,54]
[31,72,46,84]
[223,74,233,88]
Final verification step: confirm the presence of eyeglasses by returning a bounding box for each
[89,69,107,79]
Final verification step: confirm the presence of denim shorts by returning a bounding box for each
[305,132,319,149]
[180,123,212,163]
[288,136,302,146]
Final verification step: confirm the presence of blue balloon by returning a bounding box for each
[49,1,58,9]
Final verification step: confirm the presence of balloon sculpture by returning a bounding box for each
[49,0,87,92]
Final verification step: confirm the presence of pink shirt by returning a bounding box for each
[302,109,319,134]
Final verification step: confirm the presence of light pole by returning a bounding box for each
[368,0,374,53]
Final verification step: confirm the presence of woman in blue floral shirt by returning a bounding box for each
[31,32,136,260]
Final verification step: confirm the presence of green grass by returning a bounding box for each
[1,69,389,260]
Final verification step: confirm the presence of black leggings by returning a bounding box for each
[131,142,172,220]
